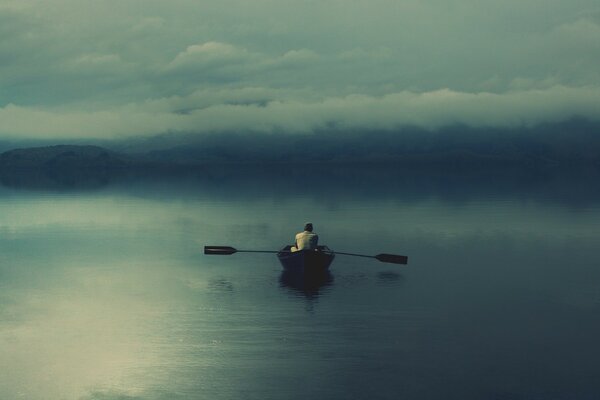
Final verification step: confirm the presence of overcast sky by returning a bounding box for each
[1,0,599,140]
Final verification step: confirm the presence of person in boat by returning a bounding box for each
[291,222,319,252]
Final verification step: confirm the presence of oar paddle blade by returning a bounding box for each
[204,246,238,255]
[375,253,408,265]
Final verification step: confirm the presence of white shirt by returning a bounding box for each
[295,231,319,251]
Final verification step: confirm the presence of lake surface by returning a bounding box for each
[1,166,600,400]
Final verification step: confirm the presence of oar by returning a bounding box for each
[204,246,408,265]
[335,251,408,265]
[204,246,281,255]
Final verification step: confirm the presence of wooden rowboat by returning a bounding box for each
[204,245,406,269]
[277,245,335,273]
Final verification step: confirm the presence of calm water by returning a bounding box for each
[1,167,600,400]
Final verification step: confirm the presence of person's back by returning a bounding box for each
[291,223,319,252]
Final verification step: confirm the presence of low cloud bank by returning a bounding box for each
[0,85,599,140]
[128,117,600,167]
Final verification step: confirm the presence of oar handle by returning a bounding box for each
[336,251,408,265]
[334,252,375,259]
[204,246,283,255]
[238,250,283,254]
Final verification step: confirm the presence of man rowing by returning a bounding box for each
[291,222,319,252]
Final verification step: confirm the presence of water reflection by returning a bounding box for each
[2,167,600,399]
[207,278,234,293]
[0,168,114,191]
[278,270,334,299]
[377,271,404,286]
[2,165,600,209]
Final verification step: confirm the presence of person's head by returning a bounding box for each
[304,222,313,232]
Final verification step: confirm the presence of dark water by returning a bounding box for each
[1,167,600,400]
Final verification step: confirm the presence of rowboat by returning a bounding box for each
[204,245,406,269]
[277,245,335,273]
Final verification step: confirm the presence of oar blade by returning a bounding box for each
[204,246,238,255]
[375,253,408,265]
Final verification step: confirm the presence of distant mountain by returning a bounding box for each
[1,118,599,171]
[0,145,130,169]
[113,117,600,168]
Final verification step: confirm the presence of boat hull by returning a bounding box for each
[277,245,335,273]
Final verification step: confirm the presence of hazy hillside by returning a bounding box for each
[0,118,599,170]
[115,118,600,167]
[0,145,130,169]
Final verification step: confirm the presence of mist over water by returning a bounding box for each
[1,167,599,399]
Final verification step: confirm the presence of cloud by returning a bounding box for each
[167,42,252,70]
[1,85,598,140]
[277,49,319,66]
[554,16,600,43]
[158,41,322,90]
[130,16,164,32]
[0,0,599,140]
[516,16,600,85]
[62,53,132,78]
